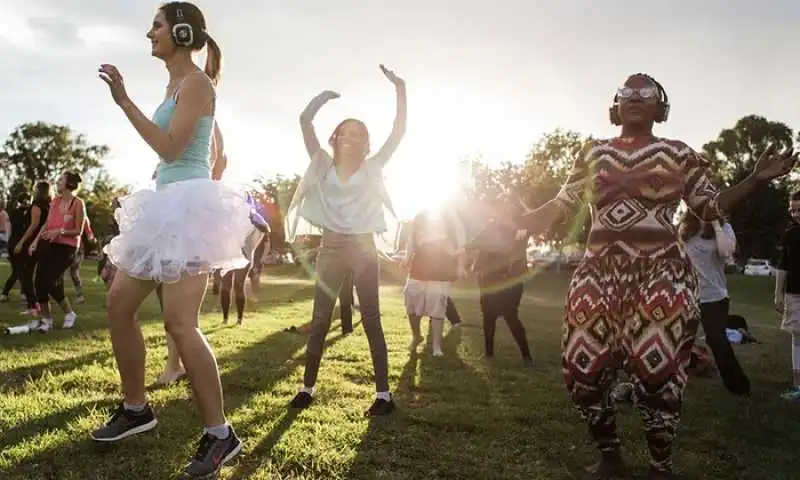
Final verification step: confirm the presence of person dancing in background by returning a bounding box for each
[286,64,406,416]
[91,3,253,478]
[28,171,85,331]
[775,191,800,400]
[403,208,467,356]
[1,192,30,303]
[520,73,796,478]
[678,211,749,393]
[65,217,97,304]
[471,194,533,364]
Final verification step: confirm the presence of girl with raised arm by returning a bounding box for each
[90,3,252,478]
[520,73,796,479]
[286,65,406,416]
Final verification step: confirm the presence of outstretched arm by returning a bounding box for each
[370,65,407,166]
[712,221,736,258]
[686,144,796,219]
[299,90,340,158]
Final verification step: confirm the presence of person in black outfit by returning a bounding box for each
[471,195,533,363]
[8,183,51,314]
[1,193,31,302]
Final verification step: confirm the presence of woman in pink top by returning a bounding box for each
[28,171,86,331]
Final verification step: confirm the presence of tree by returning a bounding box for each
[0,122,109,194]
[702,115,795,261]
[82,171,131,241]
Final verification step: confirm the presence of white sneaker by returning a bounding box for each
[63,312,77,329]
[432,348,444,357]
[38,319,53,332]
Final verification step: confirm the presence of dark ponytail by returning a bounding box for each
[204,34,222,86]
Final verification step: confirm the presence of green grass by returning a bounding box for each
[0,261,798,479]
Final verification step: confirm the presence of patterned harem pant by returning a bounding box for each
[562,255,700,471]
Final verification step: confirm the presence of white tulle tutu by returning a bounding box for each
[104,178,253,283]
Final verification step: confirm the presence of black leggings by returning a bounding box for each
[480,283,531,359]
[699,298,750,395]
[2,248,22,295]
[221,263,251,322]
[34,241,76,304]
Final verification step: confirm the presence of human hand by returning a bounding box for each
[98,64,132,107]
[752,143,797,181]
[379,64,404,86]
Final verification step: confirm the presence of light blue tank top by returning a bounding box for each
[153,96,215,188]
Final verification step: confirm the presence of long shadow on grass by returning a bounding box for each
[345,329,514,480]
[0,322,354,479]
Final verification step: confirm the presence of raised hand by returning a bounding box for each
[753,143,798,181]
[98,64,131,106]
[379,64,404,86]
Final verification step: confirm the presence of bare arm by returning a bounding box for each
[299,91,339,158]
[211,122,226,181]
[118,73,215,162]
[712,221,736,258]
[369,81,407,166]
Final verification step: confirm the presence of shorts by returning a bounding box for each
[404,278,451,319]
[782,293,800,334]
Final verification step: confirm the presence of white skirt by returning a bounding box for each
[104,178,254,283]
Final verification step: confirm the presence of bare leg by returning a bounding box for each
[106,272,156,404]
[162,273,227,427]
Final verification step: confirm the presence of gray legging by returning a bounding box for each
[303,229,388,392]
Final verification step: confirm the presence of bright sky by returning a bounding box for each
[1,0,799,220]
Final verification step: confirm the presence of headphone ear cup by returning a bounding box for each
[659,103,670,123]
[172,24,194,46]
[609,106,622,126]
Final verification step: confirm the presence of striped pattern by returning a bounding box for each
[555,137,712,471]
[554,137,721,260]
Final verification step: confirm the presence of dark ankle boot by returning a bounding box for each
[584,449,630,479]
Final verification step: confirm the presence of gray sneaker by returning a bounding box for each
[180,427,243,479]
[91,403,158,442]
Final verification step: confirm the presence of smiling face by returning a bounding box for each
[616,75,660,129]
[56,173,68,194]
[332,119,369,159]
[146,10,175,59]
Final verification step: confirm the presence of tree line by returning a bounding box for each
[1,115,797,262]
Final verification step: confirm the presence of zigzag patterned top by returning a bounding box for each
[553,137,721,260]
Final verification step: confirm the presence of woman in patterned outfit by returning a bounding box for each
[521,73,796,479]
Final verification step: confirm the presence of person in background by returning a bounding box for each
[28,171,85,331]
[1,193,30,303]
[403,209,467,356]
[471,194,533,364]
[775,190,800,400]
[66,217,97,304]
[679,210,750,395]
[0,197,9,254]
[13,182,51,317]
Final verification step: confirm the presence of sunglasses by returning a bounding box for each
[617,86,659,99]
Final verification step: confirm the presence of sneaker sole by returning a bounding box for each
[91,418,158,442]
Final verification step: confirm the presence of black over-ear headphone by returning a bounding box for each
[171,7,194,47]
[608,76,670,126]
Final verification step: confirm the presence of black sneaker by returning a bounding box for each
[365,395,395,417]
[289,391,314,409]
[91,403,158,442]
[179,427,242,479]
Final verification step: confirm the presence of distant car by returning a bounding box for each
[743,258,775,276]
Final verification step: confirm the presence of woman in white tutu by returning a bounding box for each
[90,3,250,478]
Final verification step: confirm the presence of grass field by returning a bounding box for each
[0,261,798,479]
